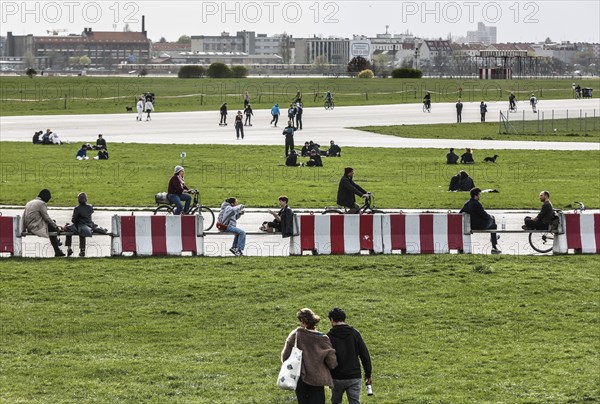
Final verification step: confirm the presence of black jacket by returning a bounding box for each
[328,144,341,157]
[327,324,372,380]
[337,175,366,208]
[280,206,294,238]
[536,200,554,225]
[460,198,492,229]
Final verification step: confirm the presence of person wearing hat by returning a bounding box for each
[21,189,65,257]
[167,166,192,215]
[337,167,370,214]
[65,192,100,257]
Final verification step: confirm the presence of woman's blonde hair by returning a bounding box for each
[297,308,320,329]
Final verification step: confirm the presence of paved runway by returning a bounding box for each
[1,98,599,150]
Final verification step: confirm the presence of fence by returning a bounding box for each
[500,109,599,135]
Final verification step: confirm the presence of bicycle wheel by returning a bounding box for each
[154,205,174,215]
[322,209,343,214]
[422,103,427,112]
[330,101,334,110]
[197,206,215,231]
[529,232,554,253]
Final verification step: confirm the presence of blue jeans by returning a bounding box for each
[168,193,191,215]
[227,224,246,252]
[331,378,362,404]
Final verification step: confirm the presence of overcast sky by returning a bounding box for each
[2,1,599,43]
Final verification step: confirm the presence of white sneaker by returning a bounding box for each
[491,247,502,254]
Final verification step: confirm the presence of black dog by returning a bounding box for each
[125,106,133,112]
[483,155,499,163]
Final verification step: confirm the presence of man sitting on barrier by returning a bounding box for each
[167,166,192,215]
[523,191,555,230]
[64,192,107,257]
[22,189,65,257]
[460,187,501,254]
[259,196,294,237]
[337,167,370,214]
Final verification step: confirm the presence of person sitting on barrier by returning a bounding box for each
[449,170,475,192]
[167,166,192,215]
[327,140,342,157]
[22,189,65,257]
[337,167,370,214]
[217,197,246,256]
[460,148,474,164]
[460,187,501,254]
[285,150,302,167]
[523,191,555,230]
[446,148,459,164]
[259,196,294,237]
[306,149,323,167]
[64,192,107,257]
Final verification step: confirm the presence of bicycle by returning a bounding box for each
[422,101,431,113]
[153,189,216,231]
[528,201,585,253]
[322,194,385,215]
[324,99,334,110]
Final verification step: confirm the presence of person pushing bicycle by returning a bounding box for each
[337,167,370,214]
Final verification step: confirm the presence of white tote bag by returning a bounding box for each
[277,332,303,390]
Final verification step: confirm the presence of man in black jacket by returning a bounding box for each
[523,191,554,230]
[337,167,369,214]
[327,308,372,404]
[260,196,294,236]
[283,120,297,157]
[460,187,501,254]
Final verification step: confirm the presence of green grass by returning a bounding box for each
[1,142,599,209]
[357,120,600,142]
[0,255,598,403]
[1,76,597,116]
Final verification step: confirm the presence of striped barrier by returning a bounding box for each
[111,215,204,256]
[291,214,384,255]
[290,213,469,255]
[382,213,471,254]
[554,213,600,254]
[0,215,22,257]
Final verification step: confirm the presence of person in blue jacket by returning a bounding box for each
[270,103,280,127]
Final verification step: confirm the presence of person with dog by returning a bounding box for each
[281,308,337,404]
[22,189,65,257]
[259,196,294,236]
[460,187,501,254]
[327,308,372,404]
[217,197,246,256]
[167,166,192,215]
[523,191,554,230]
[337,167,370,214]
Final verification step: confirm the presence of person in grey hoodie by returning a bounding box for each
[217,197,246,256]
[327,308,372,404]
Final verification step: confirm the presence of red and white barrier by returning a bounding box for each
[291,214,384,255]
[555,213,600,254]
[382,213,470,254]
[111,215,204,256]
[0,215,22,256]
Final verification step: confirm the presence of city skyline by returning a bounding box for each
[2,1,599,44]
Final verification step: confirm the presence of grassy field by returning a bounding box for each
[1,76,597,116]
[0,255,598,403]
[357,120,600,142]
[1,142,599,209]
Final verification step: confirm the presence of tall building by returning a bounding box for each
[294,36,349,64]
[466,22,497,45]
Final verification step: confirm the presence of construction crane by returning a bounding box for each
[46,29,68,36]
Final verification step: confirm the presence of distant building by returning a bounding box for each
[152,42,191,58]
[0,36,6,57]
[294,36,350,64]
[466,23,497,45]
[191,31,286,58]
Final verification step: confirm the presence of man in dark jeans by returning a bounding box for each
[337,167,369,214]
[327,308,372,404]
[282,120,297,157]
[523,191,554,230]
[460,187,501,254]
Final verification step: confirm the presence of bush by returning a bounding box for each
[391,68,423,79]
[25,68,37,78]
[230,65,249,78]
[207,63,231,78]
[357,69,374,79]
[347,56,372,74]
[178,65,206,78]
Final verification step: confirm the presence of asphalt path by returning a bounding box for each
[2,207,590,257]
[1,98,599,150]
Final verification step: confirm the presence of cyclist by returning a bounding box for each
[337,167,370,214]
[324,90,333,108]
[423,91,431,112]
[529,93,537,113]
[509,92,517,111]
[167,165,192,215]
